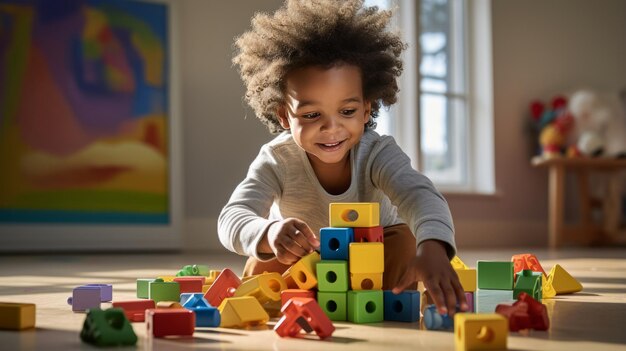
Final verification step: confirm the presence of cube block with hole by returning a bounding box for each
[349,242,384,274]
[233,272,287,304]
[354,225,384,243]
[320,227,354,260]
[329,202,380,227]
[287,251,321,290]
[347,290,383,323]
[383,290,420,322]
[145,308,195,337]
[454,313,507,351]
[317,261,349,292]
[317,291,347,321]
[455,268,477,292]
[350,272,382,290]
[0,302,36,330]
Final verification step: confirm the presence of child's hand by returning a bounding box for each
[264,218,320,265]
[392,240,468,316]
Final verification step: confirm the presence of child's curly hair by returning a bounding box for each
[233,0,406,133]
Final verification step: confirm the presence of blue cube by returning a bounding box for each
[320,227,354,260]
[191,306,221,327]
[383,290,420,322]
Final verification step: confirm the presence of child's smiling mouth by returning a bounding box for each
[317,140,346,152]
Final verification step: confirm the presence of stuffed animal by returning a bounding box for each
[529,96,575,158]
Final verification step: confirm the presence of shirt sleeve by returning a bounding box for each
[217,145,282,260]
[369,137,457,259]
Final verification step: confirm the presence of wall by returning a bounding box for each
[180,0,626,251]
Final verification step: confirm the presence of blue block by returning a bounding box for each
[181,293,211,308]
[383,290,420,322]
[190,306,221,327]
[423,304,453,330]
[320,227,354,260]
[85,284,113,302]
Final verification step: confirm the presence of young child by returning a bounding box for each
[219,0,467,315]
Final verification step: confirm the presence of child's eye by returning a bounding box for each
[302,112,320,119]
[341,109,356,116]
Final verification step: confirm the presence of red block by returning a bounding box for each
[511,254,546,276]
[145,309,195,337]
[518,292,549,330]
[496,292,549,332]
[112,300,156,322]
[281,289,316,307]
[204,269,241,307]
[173,277,205,293]
[354,226,383,243]
[275,297,334,339]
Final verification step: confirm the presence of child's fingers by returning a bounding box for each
[451,276,468,311]
[391,270,415,294]
[424,279,448,315]
[293,220,320,247]
[275,244,300,265]
[440,280,458,315]
[278,235,308,257]
[289,229,316,253]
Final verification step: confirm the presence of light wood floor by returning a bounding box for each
[1,248,625,351]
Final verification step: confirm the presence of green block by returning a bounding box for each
[347,290,383,324]
[514,270,542,301]
[317,292,347,321]
[80,308,137,347]
[136,279,155,298]
[477,261,514,290]
[176,264,210,277]
[317,261,349,292]
[149,279,180,303]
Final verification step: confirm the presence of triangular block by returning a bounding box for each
[218,297,269,328]
[80,308,137,347]
[548,264,582,294]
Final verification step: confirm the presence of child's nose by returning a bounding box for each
[320,115,341,131]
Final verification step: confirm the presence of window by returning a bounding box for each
[365,0,495,193]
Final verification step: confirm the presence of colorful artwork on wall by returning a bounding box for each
[0,0,171,224]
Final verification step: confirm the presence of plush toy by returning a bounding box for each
[567,89,626,158]
[529,95,575,158]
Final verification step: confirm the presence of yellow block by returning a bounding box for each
[329,202,380,227]
[157,275,177,282]
[218,297,269,328]
[548,264,583,294]
[233,272,287,304]
[542,274,556,299]
[455,269,477,292]
[349,242,384,274]
[0,303,36,330]
[288,252,320,290]
[350,272,383,290]
[156,301,183,309]
[451,256,470,270]
[202,284,213,294]
[454,313,508,351]
[205,270,221,285]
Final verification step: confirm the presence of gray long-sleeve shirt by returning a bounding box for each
[217,130,456,260]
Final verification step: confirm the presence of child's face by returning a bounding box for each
[277,64,371,166]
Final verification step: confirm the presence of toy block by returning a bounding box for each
[263,299,283,318]
[329,202,380,227]
[317,260,349,292]
[455,268,477,292]
[349,242,384,274]
[354,226,383,243]
[206,270,221,285]
[423,304,453,330]
[517,292,549,330]
[317,292,347,321]
[347,290,383,324]
[0,302,35,330]
[145,308,195,337]
[511,253,546,276]
[156,301,183,309]
[218,296,269,328]
[80,308,137,347]
[202,284,212,294]
[451,256,470,270]
[282,269,299,289]
[542,275,556,299]
[68,285,101,312]
[288,251,321,290]
[383,290,420,322]
[320,227,354,260]
[173,277,205,293]
[464,292,475,313]
[514,270,542,301]
[149,279,180,303]
[275,297,335,339]
[454,313,507,351]
[136,278,155,298]
[547,264,582,294]
[281,289,316,307]
[495,302,531,332]
[157,276,177,282]
[477,261,514,290]
[84,284,113,302]
[177,264,210,277]
[204,268,241,307]
[233,272,287,304]
[111,300,155,322]
[350,272,383,290]
[181,293,211,308]
[192,306,221,327]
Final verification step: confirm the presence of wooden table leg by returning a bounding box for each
[548,164,565,248]
[576,170,594,244]
[603,170,624,242]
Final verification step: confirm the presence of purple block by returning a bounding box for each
[85,284,113,302]
[67,286,101,312]
[464,292,475,312]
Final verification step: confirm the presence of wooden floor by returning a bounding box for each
[1,248,625,351]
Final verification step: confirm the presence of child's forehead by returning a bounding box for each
[285,64,363,89]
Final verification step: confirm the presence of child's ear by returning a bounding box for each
[277,106,290,129]
[363,100,372,124]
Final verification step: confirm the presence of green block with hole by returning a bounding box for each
[148,279,180,303]
[347,290,383,324]
[477,261,514,290]
[317,291,347,321]
[80,308,137,347]
[317,261,349,292]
